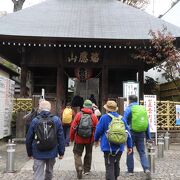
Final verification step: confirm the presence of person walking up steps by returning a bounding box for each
[123,95,152,179]
[26,100,65,180]
[94,100,132,180]
[70,99,98,179]
[61,102,75,147]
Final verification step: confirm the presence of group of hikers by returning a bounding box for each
[25,94,152,180]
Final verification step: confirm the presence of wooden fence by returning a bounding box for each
[155,101,180,132]
[13,98,180,132]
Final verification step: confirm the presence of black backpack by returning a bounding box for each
[77,112,93,138]
[35,114,57,151]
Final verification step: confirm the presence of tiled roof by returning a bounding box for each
[0,0,180,40]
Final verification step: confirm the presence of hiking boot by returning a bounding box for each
[83,171,90,175]
[77,167,82,179]
[127,172,134,176]
[145,169,151,180]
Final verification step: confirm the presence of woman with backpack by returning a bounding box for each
[61,103,75,147]
[94,100,132,180]
[70,99,98,179]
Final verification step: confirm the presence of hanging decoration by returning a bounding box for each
[75,67,92,82]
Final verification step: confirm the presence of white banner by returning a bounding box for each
[0,76,15,139]
[144,95,157,133]
[123,81,139,102]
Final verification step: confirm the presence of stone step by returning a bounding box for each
[21,145,143,172]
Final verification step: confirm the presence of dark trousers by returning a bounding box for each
[73,143,93,173]
[104,152,122,180]
[26,124,30,135]
[63,125,70,146]
[126,132,149,172]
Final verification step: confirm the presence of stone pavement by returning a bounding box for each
[0,141,180,180]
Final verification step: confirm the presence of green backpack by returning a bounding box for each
[131,105,148,132]
[106,113,127,145]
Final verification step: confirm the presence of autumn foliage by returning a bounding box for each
[133,27,180,91]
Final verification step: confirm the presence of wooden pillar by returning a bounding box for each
[138,66,144,100]
[16,111,26,138]
[99,76,102,111]
[101,65,108,112]
[56,51,65,114]
[64,74,69,104]
[117,97,124,116]
[20,47,28,97]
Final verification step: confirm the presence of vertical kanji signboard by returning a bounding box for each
[0,76,15,139]
[123,81,139,102]
[144,95,157,144]
[144,95,157,133]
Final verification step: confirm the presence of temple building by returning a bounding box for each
[0,0,180,112]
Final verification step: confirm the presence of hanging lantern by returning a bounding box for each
[75,67,92,82]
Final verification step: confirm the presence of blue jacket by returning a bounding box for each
[123,102,151,139]
[26,111,65,160]
[94,112,132,153]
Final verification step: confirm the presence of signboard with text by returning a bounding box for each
[123,81,139,102]
[144,95,157,133]
[0,76,15,139]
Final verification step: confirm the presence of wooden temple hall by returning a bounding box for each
[0,0,180,112]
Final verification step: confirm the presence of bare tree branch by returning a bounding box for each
[119,0,150,9]
[12,0,25,12]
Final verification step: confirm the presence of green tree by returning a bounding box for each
[133,27,180,92]
[119,0,150,9]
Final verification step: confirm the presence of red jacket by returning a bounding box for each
[70,108,98,144]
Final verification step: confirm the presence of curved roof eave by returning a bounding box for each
[0,0,180,40]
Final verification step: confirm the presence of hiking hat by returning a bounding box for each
[39,100,51,111]
[103,100,118,112]
[83,99,93,108]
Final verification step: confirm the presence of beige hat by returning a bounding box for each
[103,100,118,112]
[39,100,51,112]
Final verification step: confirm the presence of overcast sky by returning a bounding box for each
[162,1,180,27]
[0,0,173,16]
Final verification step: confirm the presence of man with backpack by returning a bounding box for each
[123,95,152,179]
[94,100,132,180]
[26,100,65,180]
[70,99,98,179]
